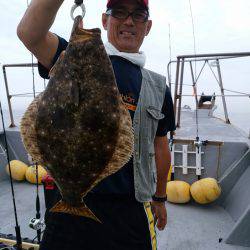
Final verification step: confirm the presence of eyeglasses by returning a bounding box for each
[106,8,149,23]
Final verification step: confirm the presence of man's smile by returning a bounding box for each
[119,30,136,36]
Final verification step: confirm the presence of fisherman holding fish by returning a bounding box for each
[17,0,176,249]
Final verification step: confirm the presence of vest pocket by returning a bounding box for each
[146,106,165,120]
[146,106,164,143]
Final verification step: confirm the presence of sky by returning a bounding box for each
[0,0,250,128]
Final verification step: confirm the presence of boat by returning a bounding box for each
[159,52,250,250]
[0,51,250,249]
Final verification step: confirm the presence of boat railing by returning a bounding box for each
[167,52,250,128]
[2,63,46,127]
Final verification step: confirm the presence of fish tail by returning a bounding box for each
[50,200,101,223]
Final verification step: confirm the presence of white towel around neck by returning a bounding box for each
[104,42,146,68]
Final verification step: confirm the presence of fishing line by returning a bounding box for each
[188,0,197,77]
[26,0,36,99]
[0,101,22,250]
[188,0,199,139]
[188,0,202,179]
[167,24,176,181]
[168,24,172,87]
[31,229,45,243]
[26,0,42,244]
[43,78,46,89]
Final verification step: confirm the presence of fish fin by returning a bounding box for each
[85,96,134,192]
[71,15,83,36]
[70,15,99,42]
[50,200,101,223]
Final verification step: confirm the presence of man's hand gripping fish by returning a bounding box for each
[20,16,134,223]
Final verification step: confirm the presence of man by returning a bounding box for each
[17,0,175,249]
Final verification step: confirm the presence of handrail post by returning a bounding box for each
[173,58,180,127]
[2,66,15,127]
[177,58,185,127]
[216,59,230,124]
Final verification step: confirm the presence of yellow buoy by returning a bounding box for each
[166,180,191,203]
[5,160,28,181]
[25,165,47,184]
[190,178,221,204]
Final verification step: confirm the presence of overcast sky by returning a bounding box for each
[0,0,250,127]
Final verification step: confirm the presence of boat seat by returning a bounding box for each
[198,93,216,109]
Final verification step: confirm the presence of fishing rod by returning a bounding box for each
[0,101,22,250]
[23,1,45,244]
[27,32,44,245]
[189,0,202,180]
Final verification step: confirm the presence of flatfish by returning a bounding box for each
[20,16,134,222]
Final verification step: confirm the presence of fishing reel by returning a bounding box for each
[194,138,209,153]
[29,218,45,231]
[194,137,202,153]
[194,139,203,148]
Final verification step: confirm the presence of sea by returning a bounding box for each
[1,108,250,136]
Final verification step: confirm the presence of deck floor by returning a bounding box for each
[1,181,250,249]
[175,109,250,145]
[1,109,250,249]
[158,201,250,250]
[0,180,46,241]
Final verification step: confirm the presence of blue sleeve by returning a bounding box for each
[38,35,68,79]
[156,86,176,137]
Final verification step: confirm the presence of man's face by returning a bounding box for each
[102,0,152,53]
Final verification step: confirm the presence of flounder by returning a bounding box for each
[20,16,134,222]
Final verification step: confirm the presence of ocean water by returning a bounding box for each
[1,108,250,136]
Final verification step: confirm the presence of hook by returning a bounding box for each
[71,3,86,20]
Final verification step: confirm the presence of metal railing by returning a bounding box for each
[2,63,45,127]
[167,52,250,128]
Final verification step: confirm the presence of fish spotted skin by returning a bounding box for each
[20,16,134,220]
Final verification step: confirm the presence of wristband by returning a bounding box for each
[152,195,167,202]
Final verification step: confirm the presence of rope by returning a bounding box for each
[224,88,250,96]
[0,101,22,250]
[207,62,220,84]
[194,60,207,83]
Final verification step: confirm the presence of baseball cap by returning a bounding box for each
[107,0,149,10]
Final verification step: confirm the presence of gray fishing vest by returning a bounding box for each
[133,68,167,202]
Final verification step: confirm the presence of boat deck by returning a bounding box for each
[1,180,249,249]
[175,109,250,145]
[158,202,249,250]
[0,180,46,241]
[0,109,250,249]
